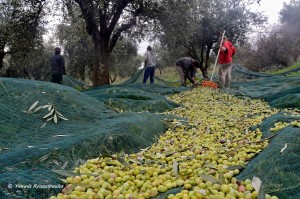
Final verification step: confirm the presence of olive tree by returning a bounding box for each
[239,0,300,71]
[0,0,46,77]
[279,0,300,62]
[157,0,266,79]
[56,6,141,83]
[62,0,159,86]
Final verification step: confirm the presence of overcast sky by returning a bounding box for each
[251,0,290,24]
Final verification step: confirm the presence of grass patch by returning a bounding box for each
[112,66,214,85]
[268,62,300,75]
[156,67,179,82]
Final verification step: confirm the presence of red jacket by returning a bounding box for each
[219,41,236,64]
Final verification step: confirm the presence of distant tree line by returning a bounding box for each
[1,0,300,84]
[238,0,300,71]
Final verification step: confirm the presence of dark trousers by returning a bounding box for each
[51,71,63,84]
[143,66,155,84]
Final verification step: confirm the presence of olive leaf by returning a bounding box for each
[56,111,68,120]
[140,146,150,153]
[197,189,207,196]
[77,159,86,165]
[33,106,43,113]
[22,101,40,114]
[28,101,39,112]
[219,173,226,184]
[41,103,68,124]
[252,176,266,199]
[62,184,76,195]
[53,169,76,177]
[199,174,221,184]
[54,114,58,124]
[40,122,47,129]
[117,156,130,168]
[172,160,179,176]
[140,170,147,174]
[226,165,245,170]
[42,105,50,109]
[58,178,67,184]
[252,176,262,192]
[48,104,53,111]
[280,143,287,154]
[43,108,55,119]
[46,117,54,122]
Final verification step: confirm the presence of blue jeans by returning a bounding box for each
[143,66,155,84]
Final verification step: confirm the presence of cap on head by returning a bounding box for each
[55,47,61,54]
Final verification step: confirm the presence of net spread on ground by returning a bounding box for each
[0,64,300,199]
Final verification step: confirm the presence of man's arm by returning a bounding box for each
[220,41,230,53]
[144,53,148,68]
[185,69,195,84]
[187,66,199,86]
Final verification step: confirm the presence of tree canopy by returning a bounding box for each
[1,0,300,82]
[156,0,266,78]
[239,0,300,71]
[0,0,45,76]
[61,0,159,86]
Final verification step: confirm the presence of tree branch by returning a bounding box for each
[98,0,109,30]
[75,0,100,41]
[109,19,136,52]
[108,3,142,52]
[108,0,133,33]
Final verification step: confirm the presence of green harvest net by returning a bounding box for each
[224,64,300,199]
[1,65,300,199]
[0,75,183,199]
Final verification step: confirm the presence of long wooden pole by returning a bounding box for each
[210,30,226,81]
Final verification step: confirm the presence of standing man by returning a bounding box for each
[218,36,236,88]
[50,47,66,84]
[175,57,200,87]
[143,46,156,84]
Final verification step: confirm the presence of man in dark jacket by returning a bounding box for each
[50,47,66,84]
[175,57,200,86]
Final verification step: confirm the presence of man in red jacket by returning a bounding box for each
[218,36,236,88]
